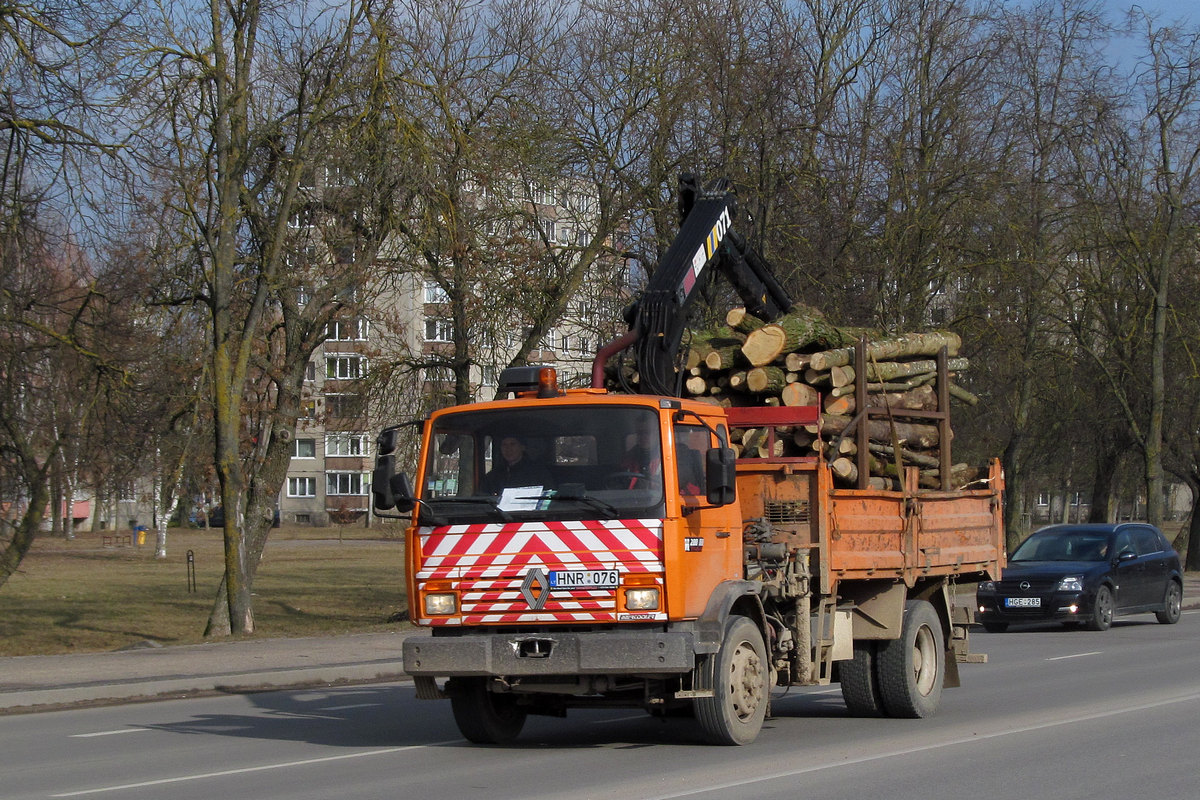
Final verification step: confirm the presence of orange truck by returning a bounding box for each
[371,177,1005,745]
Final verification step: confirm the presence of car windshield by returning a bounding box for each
[419,404,665,523]
[1010,530,1110,562]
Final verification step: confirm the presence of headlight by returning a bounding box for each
[979,581,995,592]
[1056,576,1083,592]
[423,592,458,615]
[624,587,660,611]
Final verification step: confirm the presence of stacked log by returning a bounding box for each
[673,305,979,489]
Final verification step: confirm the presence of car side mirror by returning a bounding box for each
[705,447,736,506]
[1117,550,1137,563]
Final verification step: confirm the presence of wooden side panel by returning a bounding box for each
[735,458,1005,589]
[826,459,1005,584]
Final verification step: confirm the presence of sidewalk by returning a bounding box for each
[0,628,429,714]
[2,575,1198,714]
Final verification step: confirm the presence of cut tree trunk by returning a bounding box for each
[809,331,963,371]
[740,306,854,366]
[746,366,787,393]
[726,307,767,334]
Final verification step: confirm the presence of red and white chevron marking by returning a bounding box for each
[415,519,665,625]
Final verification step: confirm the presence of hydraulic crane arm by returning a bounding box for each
[616,175,793,396]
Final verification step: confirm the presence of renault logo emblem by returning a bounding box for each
[521,568,549,610]
[1020,581,1031,592]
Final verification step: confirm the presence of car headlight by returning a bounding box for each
[1056,576,1083,592]
[979,580,995,592]
[624,587,660,611]
[423,592,458,616]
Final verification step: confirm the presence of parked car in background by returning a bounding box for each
[976,523,1183,632]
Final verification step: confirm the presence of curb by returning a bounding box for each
[0,663,411,714]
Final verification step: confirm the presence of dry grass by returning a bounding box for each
[0,525,409,657]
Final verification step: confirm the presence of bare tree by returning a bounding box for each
[1062,10,1200,528]
[128,0,399,634]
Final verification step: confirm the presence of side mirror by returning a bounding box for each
[372,453,398,510]
[376,426,400,456]
[705,447,736,506]
[390,472,416,513]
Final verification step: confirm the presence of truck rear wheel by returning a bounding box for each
[839,640,884,716]
[448,677,527,744]
[694,615,769,745]
[876,599,944,718]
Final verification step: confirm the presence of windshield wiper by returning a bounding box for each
[431,497,514,522]
[535,490,620,519]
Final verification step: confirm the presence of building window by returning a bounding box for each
[422,366,454,384]
[327,471,368,496]
[326,354,365,380]
[300,399,318,419]
[288,207,315,229]
[425,317,454,342]
[326,433,369,457]
[326,318,368,341]
[325,394,363,418]
[424,281,450,304]
[288,477,317,497]
[292,438,316,459]
[305,361,316,381]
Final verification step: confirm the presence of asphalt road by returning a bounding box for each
[3,611,1198,800]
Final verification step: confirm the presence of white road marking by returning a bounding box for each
[1045,651,1102,661]
[639,689,1200,799]
[70,728,151,738]
[50,739,464,797]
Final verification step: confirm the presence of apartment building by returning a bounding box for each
[277,175,626,525]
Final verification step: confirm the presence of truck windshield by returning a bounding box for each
[420,405,665,522]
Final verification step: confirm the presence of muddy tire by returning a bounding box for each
[839,640,884,716]
[694,615,769,745]
[876,599,945,719]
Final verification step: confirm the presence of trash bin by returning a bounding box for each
[135,525,148,546]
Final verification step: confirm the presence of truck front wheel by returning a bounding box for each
[447,677,527,744]
[876,599,944,718]
[694,615,769,745]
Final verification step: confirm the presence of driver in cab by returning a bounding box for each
[480,436,551,494]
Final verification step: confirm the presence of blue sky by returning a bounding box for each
[1104,1,1195,26]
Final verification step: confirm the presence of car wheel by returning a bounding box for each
[876,599,945,719]
[839,640,884,717]
[1085,585,1114,631]
[982,622,1008,633]
[1155,580,1182,624]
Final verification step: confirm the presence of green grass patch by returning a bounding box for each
[0,526,408,656]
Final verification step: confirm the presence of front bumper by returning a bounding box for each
[976,591,1089,624]
[403,629,698,677]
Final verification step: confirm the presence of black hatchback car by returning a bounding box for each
[976,523,1183,632]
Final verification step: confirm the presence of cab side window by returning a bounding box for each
[673,424,708,496]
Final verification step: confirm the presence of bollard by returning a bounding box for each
[186,549,197,593]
